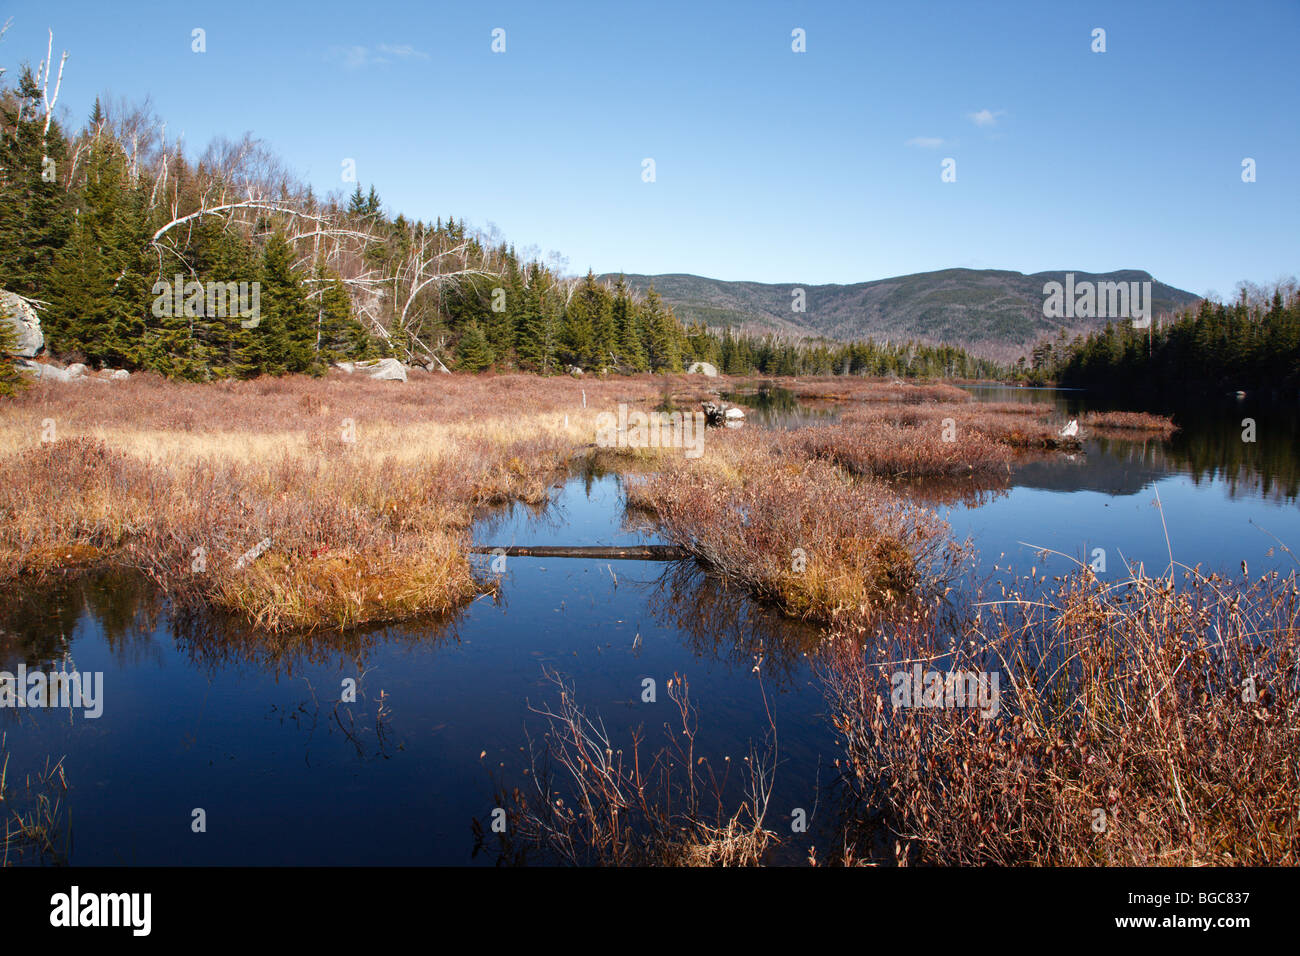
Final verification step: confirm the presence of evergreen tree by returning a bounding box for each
[346,185,367,218]
[455,320,494,371]
[45,132,150,368]
[516,267,558,373]
[253,232,319,375]
[313,260,370,364]
[613,276,647,372]
[641,284,682,372]
[0,68,72,299]
[485,251,523,365]
[0,310,25,396]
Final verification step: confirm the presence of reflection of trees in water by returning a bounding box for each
[171,603,465,680]
[644,562,822,689]
[1163,405,1299,503]
[723,385,842,429]
[0,567,469,680]
[890,474,1012,509]
[969,391,1300,503]
[0,570,163,670]
[1081,413,1299,503]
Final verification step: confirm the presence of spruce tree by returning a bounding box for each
[641,285,682,372]
[455,321,494,371]
[45,133,150,368]
[312,261,369,364]
[0,68,72,299]
[0,311,25,396]
[613,276,647,372]
[253,232,319,375]
[486,251,523,365]
[516,267,557,373]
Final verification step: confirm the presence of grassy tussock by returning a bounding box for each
[782,400,1083,480]
[790,420,1015,478]
[820,564,1300,865]
[625,431,965,622]
[1082,410,1178,434]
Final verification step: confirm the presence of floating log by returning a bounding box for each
[469,544,689,560]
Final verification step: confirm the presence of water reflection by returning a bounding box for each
[962,385,1300,503]
[0,570,162,672]
[722,383,841,429]
[1,473,826,723]
[4,392,1295,865]
[646,562,822,689]
[170,606,466,679]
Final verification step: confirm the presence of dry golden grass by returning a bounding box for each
[0,372,697,630]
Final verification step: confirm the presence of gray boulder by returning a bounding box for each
[687,361,719,377]
[1,291,44,357]
[352,358,407,382]
[20,360,70,383]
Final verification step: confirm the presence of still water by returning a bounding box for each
[2,387,1296,864]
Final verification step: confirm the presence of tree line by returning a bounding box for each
[1,38,994,385]
[1019,282,1300,400]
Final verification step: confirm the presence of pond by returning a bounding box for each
[948,385,1300,581]
[2,386,1297,864]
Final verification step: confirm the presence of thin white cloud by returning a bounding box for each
[377,44,429,60]
[330,44,429,70]
[905,136,945,148]
[967,109,1003,128]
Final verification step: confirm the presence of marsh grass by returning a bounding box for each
[1,737,71,867]
[0,373,681,630]
[625,431,967,623]
[483,669,778,866]
[820,557,1300,865]
[1082,410,1178,435]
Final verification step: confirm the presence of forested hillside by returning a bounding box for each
[607,269,1201,361]
[0,36,995,385]
[1021,282,1300,400]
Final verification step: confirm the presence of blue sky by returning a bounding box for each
[3,0,1296,297]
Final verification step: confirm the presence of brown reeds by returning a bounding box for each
[1083,410,1178,435]
[0,373,682,630]
[485,668,778,866]
[819,559,1300,865]
[1,735,71,867]
[625,430,966,622]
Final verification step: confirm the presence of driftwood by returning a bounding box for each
[470,544,688,560]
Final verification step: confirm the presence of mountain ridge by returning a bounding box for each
[598,268,1202,361]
